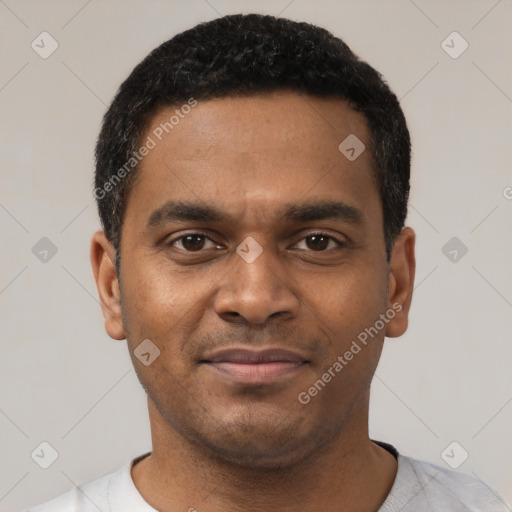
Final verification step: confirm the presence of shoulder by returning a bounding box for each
[380,454,509,511]
[23,462,127,512]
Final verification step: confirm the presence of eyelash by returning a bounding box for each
[167,231,347,252]
[168,231,221,251]
[295,232,347,251]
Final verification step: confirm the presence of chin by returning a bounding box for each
[181,413,338,470]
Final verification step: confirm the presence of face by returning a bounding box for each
[92,91,415,468]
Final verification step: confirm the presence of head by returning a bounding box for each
[95,13,411,269]
[91,14,415,468]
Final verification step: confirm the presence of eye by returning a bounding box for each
[294,233,346,252]
[169,233,221,252]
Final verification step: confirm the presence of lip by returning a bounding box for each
[201,348,309,384]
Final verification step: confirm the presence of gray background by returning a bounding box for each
[1,0,511,510]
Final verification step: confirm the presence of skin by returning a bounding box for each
[91,91,415,512]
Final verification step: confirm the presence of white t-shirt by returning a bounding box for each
[25,443,508,511]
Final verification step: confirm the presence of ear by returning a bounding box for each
[385,227,416,338]
[90,231,126,340]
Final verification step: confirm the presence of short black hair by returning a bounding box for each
[94,13,410,269]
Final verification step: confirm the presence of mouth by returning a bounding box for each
[200,348,310,384]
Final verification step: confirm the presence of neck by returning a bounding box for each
[131,399,398,512]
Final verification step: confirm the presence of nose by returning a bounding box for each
[213,244,300,326]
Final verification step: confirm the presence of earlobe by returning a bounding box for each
[385,227,416,338]
[90,231,126,340]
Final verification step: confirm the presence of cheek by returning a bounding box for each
[309,264,389,337]
[120,256,213,352]
[321,268,389,375]
[305,277,387,409]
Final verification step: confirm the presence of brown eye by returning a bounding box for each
[169,233,221,252]
[294,233,346,252]
[305,235,330,251]
[180,234,206,251]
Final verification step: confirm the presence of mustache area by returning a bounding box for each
[181,326,332,364]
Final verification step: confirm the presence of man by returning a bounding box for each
[27,13,508,512]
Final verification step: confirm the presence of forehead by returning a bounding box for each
[124,91,380,226]
[145,91,369,160]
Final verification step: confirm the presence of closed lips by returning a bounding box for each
[202,348,308,364]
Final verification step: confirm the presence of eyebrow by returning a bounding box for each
[146,200,363,230]
[284,202,362,223]
[147,201,228,228]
